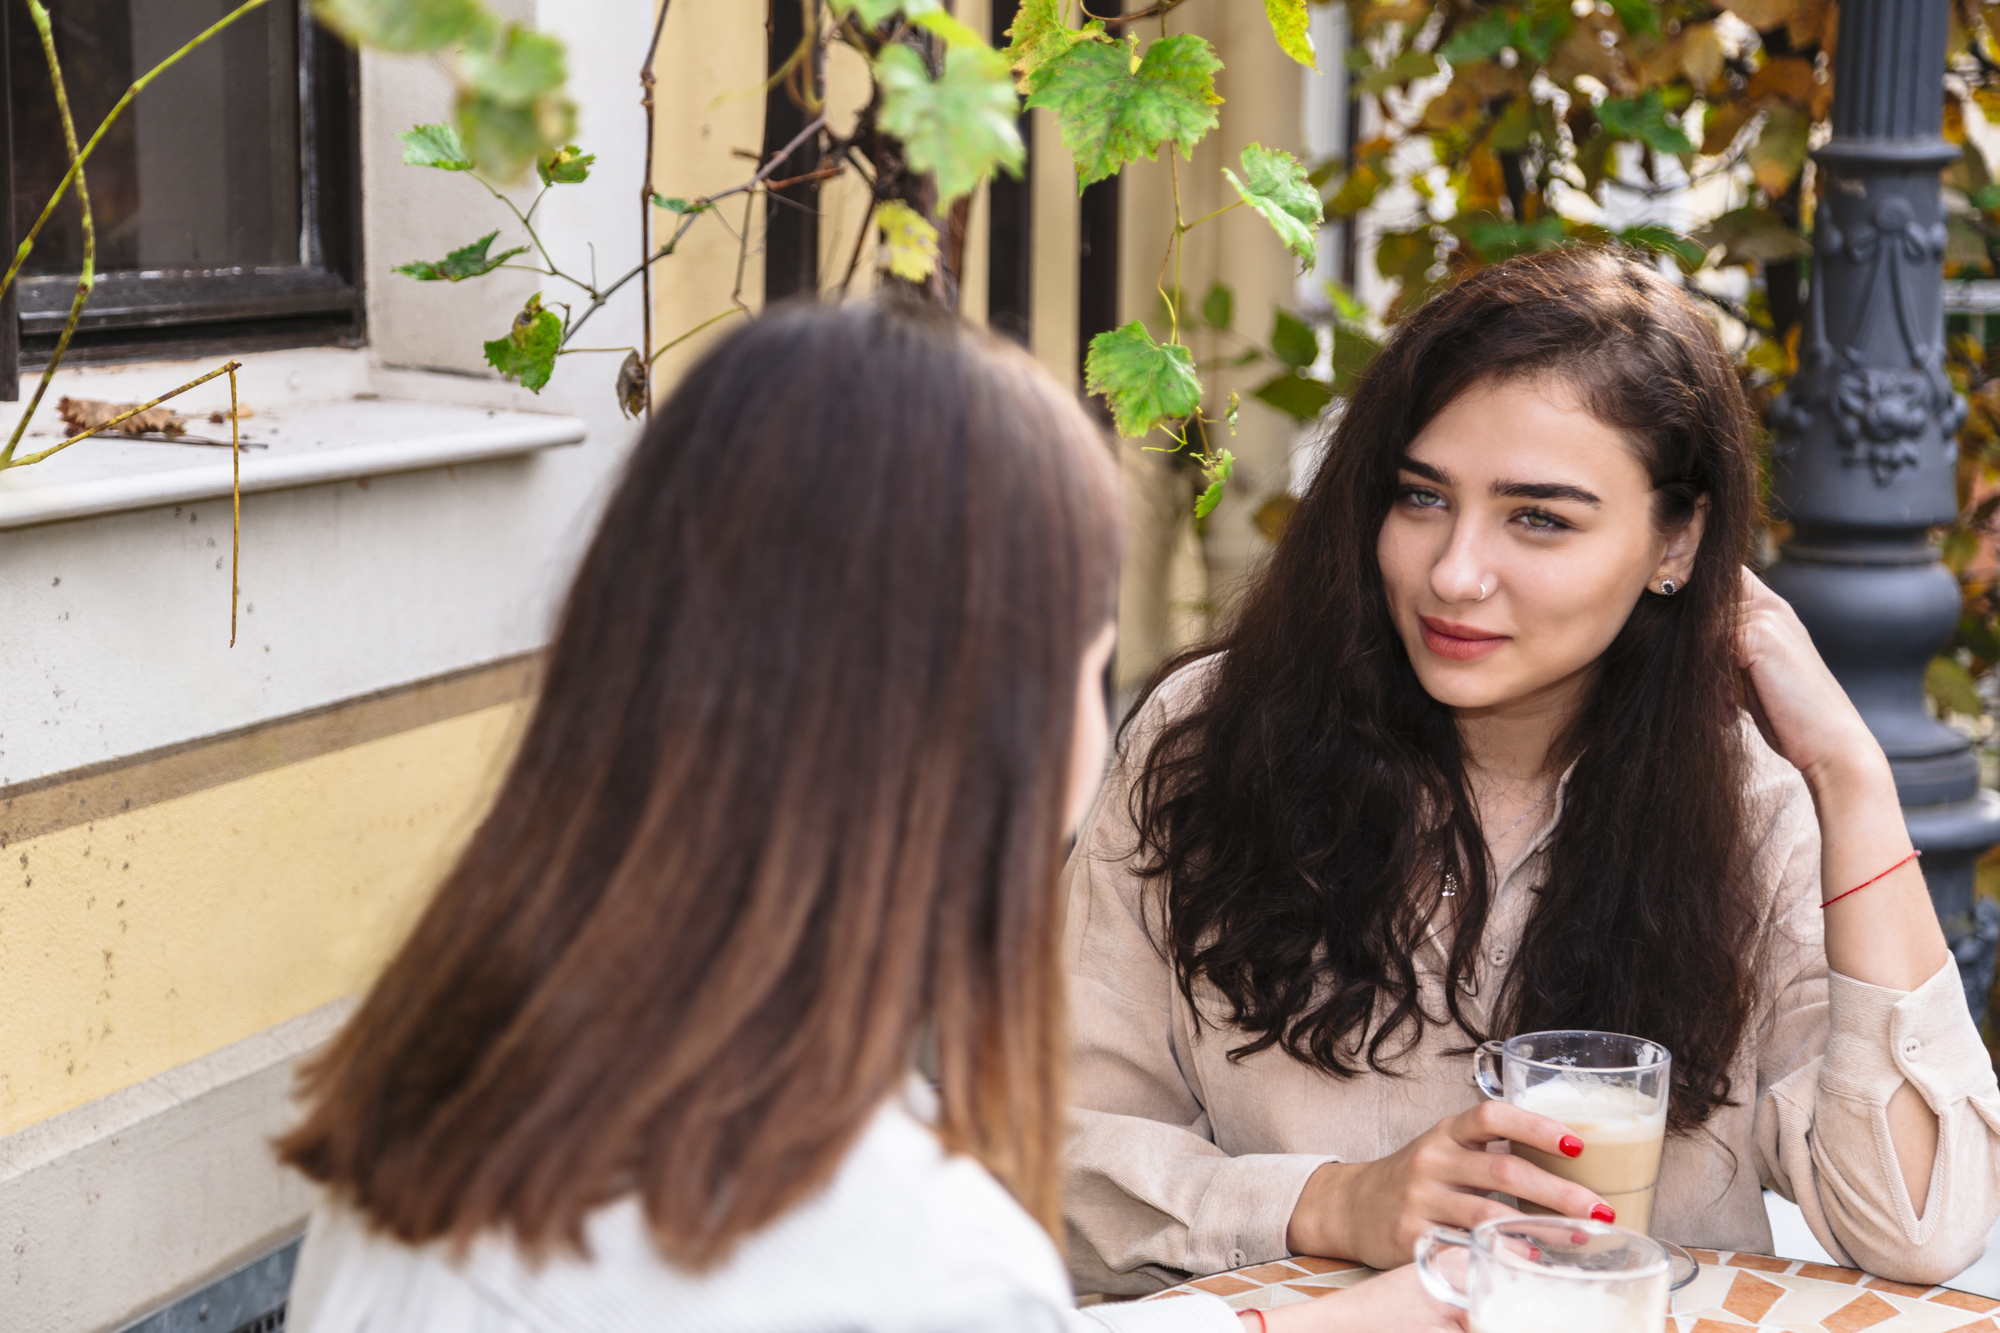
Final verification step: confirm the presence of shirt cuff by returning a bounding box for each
[1081,1291,1242,1333]
[1186,1153,1336,1274]
[1822,958,1997,1108]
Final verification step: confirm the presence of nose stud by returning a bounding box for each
[1476,581,1489,602]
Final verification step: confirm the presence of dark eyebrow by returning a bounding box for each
[1397,455,1448,483]
[1493,480,1601,507]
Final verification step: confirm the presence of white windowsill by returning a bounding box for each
[0,349,588,531]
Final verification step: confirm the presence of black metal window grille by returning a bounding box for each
[0,0,362,392]
[110,1233,299,1333]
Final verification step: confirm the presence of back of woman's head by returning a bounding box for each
[1135,247,1762,1132]
[279,298,1122,1264]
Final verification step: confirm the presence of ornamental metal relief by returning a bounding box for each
[1768,192,1966,486]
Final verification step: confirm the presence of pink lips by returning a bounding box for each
[1418,615,1509,662]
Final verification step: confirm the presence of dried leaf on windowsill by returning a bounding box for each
[207,405,255,423]
[57,396,188,438]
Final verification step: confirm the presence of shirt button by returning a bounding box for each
[1229,1248,1247,1268]
[1902,1037,1922,1059]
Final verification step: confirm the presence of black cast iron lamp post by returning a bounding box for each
[1766,0,2000,1020]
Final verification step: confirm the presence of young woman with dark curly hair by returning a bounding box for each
[1062,247,2000,1297]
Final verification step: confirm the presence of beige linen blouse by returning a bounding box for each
[1062,663,2000,1296]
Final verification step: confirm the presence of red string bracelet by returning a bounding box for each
[1820,849,1920,910]
[1242,1310,1269,1332]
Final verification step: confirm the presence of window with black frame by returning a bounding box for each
[4,0,361,391]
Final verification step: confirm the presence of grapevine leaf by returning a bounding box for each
[537,143,593,186]
[1253,371,1332,422]
[653,194,712,215]
[1223,143,1320,269]
[1603,0,1660,36]
[1201,283,1234,330]
[1005,0,1106,89]
[1927,655,1985,718]
[1253,492,1298,541]
[394,230,528,281]
[400,123,474,171]
[1441,11,1517,65]
[461,23,566,101]
[484,293,562,393]
[1329,326,1382,394]
[1747,103,1810,197]
[616,350,646,419]
[1355,49,1439,97]
[1596,90,1694,156]
[1194,450,1236,519]
[1616,224,1705,271]
[1027,33,1223,190]
[875,200,940,281]
[912,8,988,49]
[1085,321,1202,438]
[314,0,483,53]
[877,45,1024,206]
[1270,309,1319,368]
[1690,206,1810,267]
[1265,0,1316,70]
[843,0,940,26]
[459,88,576,182]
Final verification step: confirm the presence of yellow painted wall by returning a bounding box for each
[0,702,524,1137]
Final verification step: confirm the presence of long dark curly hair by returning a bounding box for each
[1130,247,1762,1133]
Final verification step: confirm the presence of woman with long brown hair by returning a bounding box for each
[276,300,1458,1331]
[1063,247,2000,1296]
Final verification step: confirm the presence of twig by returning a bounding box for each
[229,363,240,647]
[0,0,274,302]
[1080,0,1188,25]
[5,359,243,468]
[649,307,747,364]
[5,0,94,469]
[639,0,674,423]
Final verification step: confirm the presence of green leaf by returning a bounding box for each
[1224,143,1320,269]
[1356,49,1439,97]
[1603,0,1660,36]
[461,22,566,102]
[1617,224,1706,271]
[1748,104,1810,198]
[458,87,576,182]
[1027,33,1223,190]
[653,194,712,215]
[1225,389,1241,435]
[842,0,939,26]
[1927,654,1985,719]
[1085,321,1202,437]
[1464,215,1569,261]
[875,200,940,281]
[912,8,989,49]
[1324,281,1369,325]
[1596,90,1694,157]
[1690,206,1810,267]
[1195,449,1235,519]
[394,230,528,281]
[1201,283,1234,330]
[1265,0,1316,70]
[313,0,482,52]
[400,122,474,171]
[1441,11,1517,65]
[1270,309,1319,368]
[1252,371,1332,422]
[483,293,562,392]
[878,44,1025,206]
[1005,0,1105,88]
[537,143,593,186]
[1328,326,1381,394]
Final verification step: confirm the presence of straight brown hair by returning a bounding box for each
[279,298,1123,1266]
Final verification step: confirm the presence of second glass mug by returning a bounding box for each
[1415,1216,1672,1333]
[1473,1029,1671,1234]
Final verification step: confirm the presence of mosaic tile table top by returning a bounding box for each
[1143,1250,2000,1331]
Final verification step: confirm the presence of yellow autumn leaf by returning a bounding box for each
[874,200,939,282]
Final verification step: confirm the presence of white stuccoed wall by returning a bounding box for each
[0,0,653,789]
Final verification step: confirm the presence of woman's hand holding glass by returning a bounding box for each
[1283,1099,1614,1270]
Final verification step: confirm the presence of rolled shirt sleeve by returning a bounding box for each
[1753,777,2000,1284]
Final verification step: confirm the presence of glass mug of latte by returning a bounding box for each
[1474,1030,1671,1234]
[1414,1216,1671,1333]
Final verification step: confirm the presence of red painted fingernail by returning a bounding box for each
[1590,1204,1616,1224]
[1560,1135,1584,1158]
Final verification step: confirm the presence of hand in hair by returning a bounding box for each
[1283,1099,1612,1271]
[1238,1262,1466,1332]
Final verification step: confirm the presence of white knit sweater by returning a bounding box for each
[286,1084,1237,1333]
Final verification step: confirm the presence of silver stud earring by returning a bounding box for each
[1659,579,1679,596]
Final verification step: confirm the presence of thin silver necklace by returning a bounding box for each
[1441,784,1553,897]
